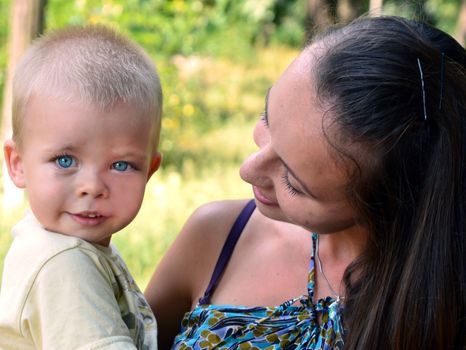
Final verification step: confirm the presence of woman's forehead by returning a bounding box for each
[268,50,321,135]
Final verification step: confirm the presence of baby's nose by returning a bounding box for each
[76,171,109,198]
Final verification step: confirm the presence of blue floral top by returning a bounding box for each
[172,234,345,349]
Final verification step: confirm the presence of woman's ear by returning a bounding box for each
[4,139,26,188]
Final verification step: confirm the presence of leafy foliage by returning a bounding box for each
[43,0,305,57]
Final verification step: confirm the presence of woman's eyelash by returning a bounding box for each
[260,111,268,126]
[281,172,300,196]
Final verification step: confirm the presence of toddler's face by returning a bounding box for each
[10,94,160,245]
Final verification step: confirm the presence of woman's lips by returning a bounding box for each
[252,186,279,206]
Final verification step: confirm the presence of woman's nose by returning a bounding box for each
[240,125,276,188]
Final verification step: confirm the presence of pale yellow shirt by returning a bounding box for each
[0,213,157,349]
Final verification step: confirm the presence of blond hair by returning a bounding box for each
[12,25,162,149]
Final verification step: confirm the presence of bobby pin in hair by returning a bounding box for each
[438,52,445,111]
[417,58,428,121]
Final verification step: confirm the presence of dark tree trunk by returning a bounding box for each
[2,0,46,207]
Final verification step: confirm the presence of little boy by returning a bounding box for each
[0,25,162,349]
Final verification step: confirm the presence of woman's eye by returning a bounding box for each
[112,161,131,172]
[281,172,302,196]
[55,155,75,169]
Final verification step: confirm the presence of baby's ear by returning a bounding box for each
[147,152,162,180]
[4,139,26,188]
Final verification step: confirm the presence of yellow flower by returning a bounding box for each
[183,103,195,117]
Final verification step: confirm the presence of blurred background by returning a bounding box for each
[0,0,464,288]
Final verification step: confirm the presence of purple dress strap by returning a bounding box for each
[198,199,256,305]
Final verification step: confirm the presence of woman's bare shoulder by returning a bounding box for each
[145,199,253,297]
[186,199,252,236]
[169,199,253,295]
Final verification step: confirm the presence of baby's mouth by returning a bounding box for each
[69,211,108,226]
[73,210,103,218]
[79,213,101,218]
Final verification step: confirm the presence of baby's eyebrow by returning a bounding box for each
[110,147,148,158]
[43,144,80,153]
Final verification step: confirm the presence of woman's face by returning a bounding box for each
[240,46,360,234]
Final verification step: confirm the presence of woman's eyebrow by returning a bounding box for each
[264,87,271,125]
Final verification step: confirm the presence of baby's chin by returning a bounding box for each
[41,224,112,247]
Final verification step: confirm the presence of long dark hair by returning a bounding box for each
[313,16,466,349]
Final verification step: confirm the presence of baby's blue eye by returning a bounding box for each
[112,161,130,172]
[56,155,75,168]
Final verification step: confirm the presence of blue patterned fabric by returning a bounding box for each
[172,234,345,349]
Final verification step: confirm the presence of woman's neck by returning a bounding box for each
[318,225,368,263]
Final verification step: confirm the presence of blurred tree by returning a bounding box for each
[305,0,336,36]
[305,0,367,37]
[338,0,363,23]
[370,0,383,16]
[1,0,46,208]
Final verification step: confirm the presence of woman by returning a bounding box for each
[145,16,466,349]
